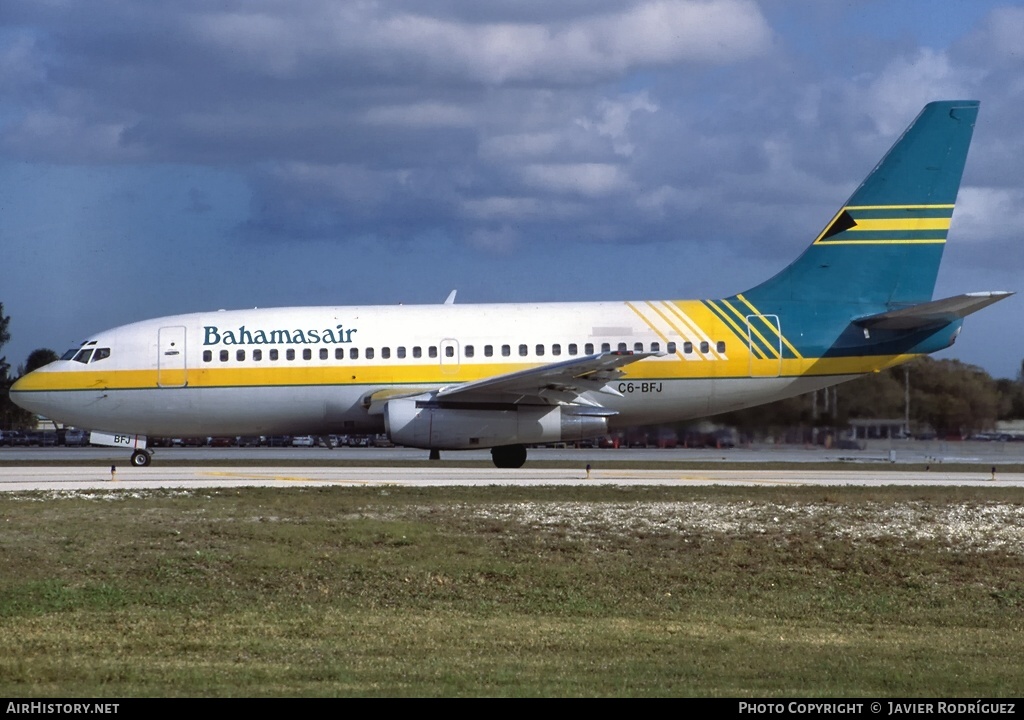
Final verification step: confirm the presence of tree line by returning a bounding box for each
[719,356,1017,439]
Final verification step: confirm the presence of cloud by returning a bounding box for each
[949,186,1024,270]
[857,49,982,136]
[190,1,772,84]
[962,6,1024,65]
[519,163,632,197]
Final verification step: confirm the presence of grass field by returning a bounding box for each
[2,484,1023,697]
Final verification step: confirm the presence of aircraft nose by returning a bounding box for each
[10,373,27,397]
[9,372,45,414]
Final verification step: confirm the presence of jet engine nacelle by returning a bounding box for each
[383,397,609,450]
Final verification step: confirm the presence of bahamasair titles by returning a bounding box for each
[10,101,1011,468]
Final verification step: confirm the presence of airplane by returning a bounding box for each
[9,100,1012,469]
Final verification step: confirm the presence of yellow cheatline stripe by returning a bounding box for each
[661,302,725,360]
[721,298,779,360]
[15,362,522,392]
[847,218,950,231]
[658,301,721,360]
[14,348,930,392]
[704,300,764,359]
[735,294,803,360]
[845,204,954,210]
[625,301,677,357]
[641,302,702,361]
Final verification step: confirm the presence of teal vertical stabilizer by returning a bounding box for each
[741,100,979,312]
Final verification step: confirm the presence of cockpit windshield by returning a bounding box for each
[61,346,111,364]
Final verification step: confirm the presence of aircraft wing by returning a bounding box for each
[853,291,1013,331]
[436,351,659,406]
[361,351,658,414]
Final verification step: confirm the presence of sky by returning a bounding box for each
[1,0,1023,378]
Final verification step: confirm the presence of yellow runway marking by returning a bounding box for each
[596,471,803,485]
[202,470,373,486]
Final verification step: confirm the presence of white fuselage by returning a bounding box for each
[11,300,856,441]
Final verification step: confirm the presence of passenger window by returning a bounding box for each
[303,348,312,360]
[253,349,262,361]
[651,342,660,352]
[536,344,544,356]
[382,347,390,359]
[552,344,561,356]
[585,343,594,354]
[236,349,245,362]
[601,343,610,352]
[445,346,455,358]
[428,346,437,359]
[683,341,693,354]
[717,341,726,353]
[700,341,709,354]
[270,349,279,361]
[519,344,528,357]
[618,342,627,352]
[335,348,344,360]
[484,345,493,357]
[350,348,359,360]
[203,350,212,363]
[219,350,229,362]
[667,342,677,354]
[413,346,422,358]
[287,349,296,361]
[397,347,406,359]
[634,342,644,352]
[568,343,578,355]
[366,348,375,360]
[502,345,511,357]
[465,345,474,358]
[320,348,328,360]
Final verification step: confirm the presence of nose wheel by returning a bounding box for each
[131,450,152,467]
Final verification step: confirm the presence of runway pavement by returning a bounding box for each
[6,438,1024,465]
[3,442,1024,491]
[1,463,1022,491]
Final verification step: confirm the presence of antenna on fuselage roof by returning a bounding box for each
[444,290,457,305]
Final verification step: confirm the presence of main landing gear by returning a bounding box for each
[491,444,527,469]
[130,450,153,467]
[427,445,528,468]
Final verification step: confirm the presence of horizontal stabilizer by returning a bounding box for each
[853,291,1013,331]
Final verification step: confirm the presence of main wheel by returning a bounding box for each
[131,450,152,467]
[491,444,527,469]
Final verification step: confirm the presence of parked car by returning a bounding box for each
[64,428,89,446]
[23,431,58,446]
[0,430,22,446]
[291,435,315,447]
